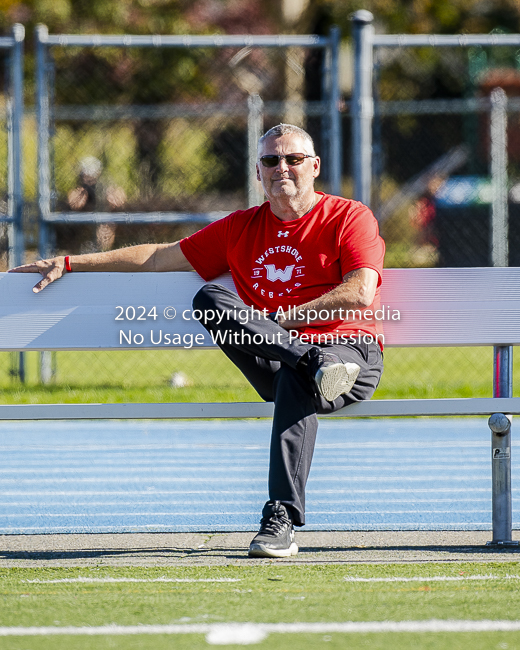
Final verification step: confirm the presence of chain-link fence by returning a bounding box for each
[36,28,341,256]
[373,46,520,271]
[352,15,520,270]
[3,20,520,400]
[349,12,520,402]
[25,27,342,390]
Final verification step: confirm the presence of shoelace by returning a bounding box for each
[260,509,290,535]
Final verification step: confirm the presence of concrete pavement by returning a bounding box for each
[1,531,520,567]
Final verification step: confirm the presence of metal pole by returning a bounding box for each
[7,24,24,269]
[329,26,342,196]
[319,36,329,186]
[39,351,54,385]
[36,24,51,259]
[247,94,264,208]
[44,34,330,48]
[350,10,374,206]
[372,33,520,48]
[489,89,514,545]
[7,25,25,383]
[36,25,55,384]
[490,87,508,268]
[487,346,517,545]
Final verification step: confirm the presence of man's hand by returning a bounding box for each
[68,187,88,210]
[106,186,126,210]
[8,241,194,293]
[9,257,67,293]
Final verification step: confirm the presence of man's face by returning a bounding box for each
[256,134,320,202]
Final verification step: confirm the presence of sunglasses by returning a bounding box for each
[259,153,315,168]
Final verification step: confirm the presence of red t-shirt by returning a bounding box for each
[180,192,385,346]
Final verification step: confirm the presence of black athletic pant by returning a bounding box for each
[193,283,384,527]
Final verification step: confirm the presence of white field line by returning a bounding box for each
[24,576,518,586]
[344,574,520,583]
[2,620,520,639]
[23,577,241,584]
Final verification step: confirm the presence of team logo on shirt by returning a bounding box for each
[265,264,295,282]
[251,244,306,297]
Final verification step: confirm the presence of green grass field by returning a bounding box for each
[2,563,520,649]
[1,347,517,649]
[1,345,519,403]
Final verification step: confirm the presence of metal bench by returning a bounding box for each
[1,267,519,544]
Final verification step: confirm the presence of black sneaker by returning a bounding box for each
[308,349,360,402]
[248,501,298,558]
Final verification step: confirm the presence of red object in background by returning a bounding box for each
[410,196,439,247]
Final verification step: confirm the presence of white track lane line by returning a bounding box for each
[0,502,491,525]
[23,577,241,584]
[0,476,492,484]
[0,488,499,495]
[2,620,520,640]
[344,574,520,583]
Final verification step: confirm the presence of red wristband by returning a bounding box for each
[64,255,72,272]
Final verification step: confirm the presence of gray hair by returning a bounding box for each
[79,156,102,178]
[257,124,315,156]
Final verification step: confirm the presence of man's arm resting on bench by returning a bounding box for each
[8,242,194,293]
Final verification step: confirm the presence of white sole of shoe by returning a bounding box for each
[248,541,299,558]
[315,362,361,402]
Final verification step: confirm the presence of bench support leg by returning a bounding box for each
[39,351,55,384]
[488,413,517,545]
[488,345,517,546]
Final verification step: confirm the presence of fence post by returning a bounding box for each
[488,87,515,545]
[247,94,264,208]
[39,351,55,385]
[36,25,55,384]
[329,25,342,197]
[350,10,374,206]
[7,24,24,269]
[490,87,508,268]
[7,25,25,383]
[36,24,51,259]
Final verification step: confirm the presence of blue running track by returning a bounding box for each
[0,418,517,534]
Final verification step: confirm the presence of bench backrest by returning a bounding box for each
[1,267,519,350]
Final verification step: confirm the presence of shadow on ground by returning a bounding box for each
[1,531,520,566]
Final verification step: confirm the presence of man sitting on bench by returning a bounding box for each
[10,123,385,558]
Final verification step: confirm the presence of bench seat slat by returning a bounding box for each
[2,268,520,349]
[0,398,517,420]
